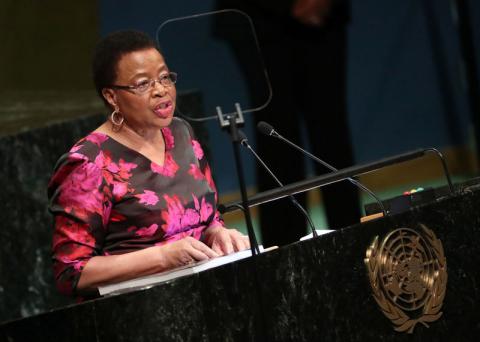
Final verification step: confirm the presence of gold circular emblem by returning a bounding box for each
[365,224,447,334]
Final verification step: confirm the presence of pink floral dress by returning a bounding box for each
[48,118,223,297]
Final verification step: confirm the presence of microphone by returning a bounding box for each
[257,121,388,217]
[238,130,318,238]
[257,122,276,136]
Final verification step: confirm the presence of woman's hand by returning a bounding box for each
[158,237,219,269]
[77,237,218,293]
[203,226,251,256]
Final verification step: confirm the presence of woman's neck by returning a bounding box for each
[122,122,162,145]
[97,121,165,152]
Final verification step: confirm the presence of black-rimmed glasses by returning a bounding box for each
[109,72,177,94]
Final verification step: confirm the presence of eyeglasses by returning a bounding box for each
[109,72,177,94]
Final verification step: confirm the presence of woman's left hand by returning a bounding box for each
[203,226,250,256]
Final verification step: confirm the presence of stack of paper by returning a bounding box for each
[99,247,264,296]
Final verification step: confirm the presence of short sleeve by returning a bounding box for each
[48,153,112,296]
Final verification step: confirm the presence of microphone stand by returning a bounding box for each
[238,133,318,238]
[217,103,261,255]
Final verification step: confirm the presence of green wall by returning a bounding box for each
[0,0,104,136]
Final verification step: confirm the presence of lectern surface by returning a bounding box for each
[1,188,479,341]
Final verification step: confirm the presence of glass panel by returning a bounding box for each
[156,9,271,121]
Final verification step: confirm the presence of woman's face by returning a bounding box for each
[103,47,177,131]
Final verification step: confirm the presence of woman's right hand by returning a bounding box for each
[77,237,219,293]
[157,237,219,270]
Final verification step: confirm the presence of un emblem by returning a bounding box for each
[364,224,447,333]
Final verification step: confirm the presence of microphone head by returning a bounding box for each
[257,121,276,136]
[238,129,249,146]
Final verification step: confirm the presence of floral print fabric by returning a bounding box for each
[48,118,223,296]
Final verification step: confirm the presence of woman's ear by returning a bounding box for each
[102,88,118,110]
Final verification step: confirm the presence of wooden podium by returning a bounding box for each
[2,186,480,341]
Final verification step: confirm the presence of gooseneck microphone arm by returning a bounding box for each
[424,148,454,193]
[238,130,318,238]
[257,121,389,217]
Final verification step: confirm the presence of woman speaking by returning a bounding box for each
[48,30,249,298]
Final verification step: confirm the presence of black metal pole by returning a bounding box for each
[217,105,266,339]
[227,115,261,255]
[220,148,432,213]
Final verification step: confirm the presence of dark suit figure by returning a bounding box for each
[215,0,360,246]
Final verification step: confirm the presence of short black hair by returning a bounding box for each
[92,30,159,106]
